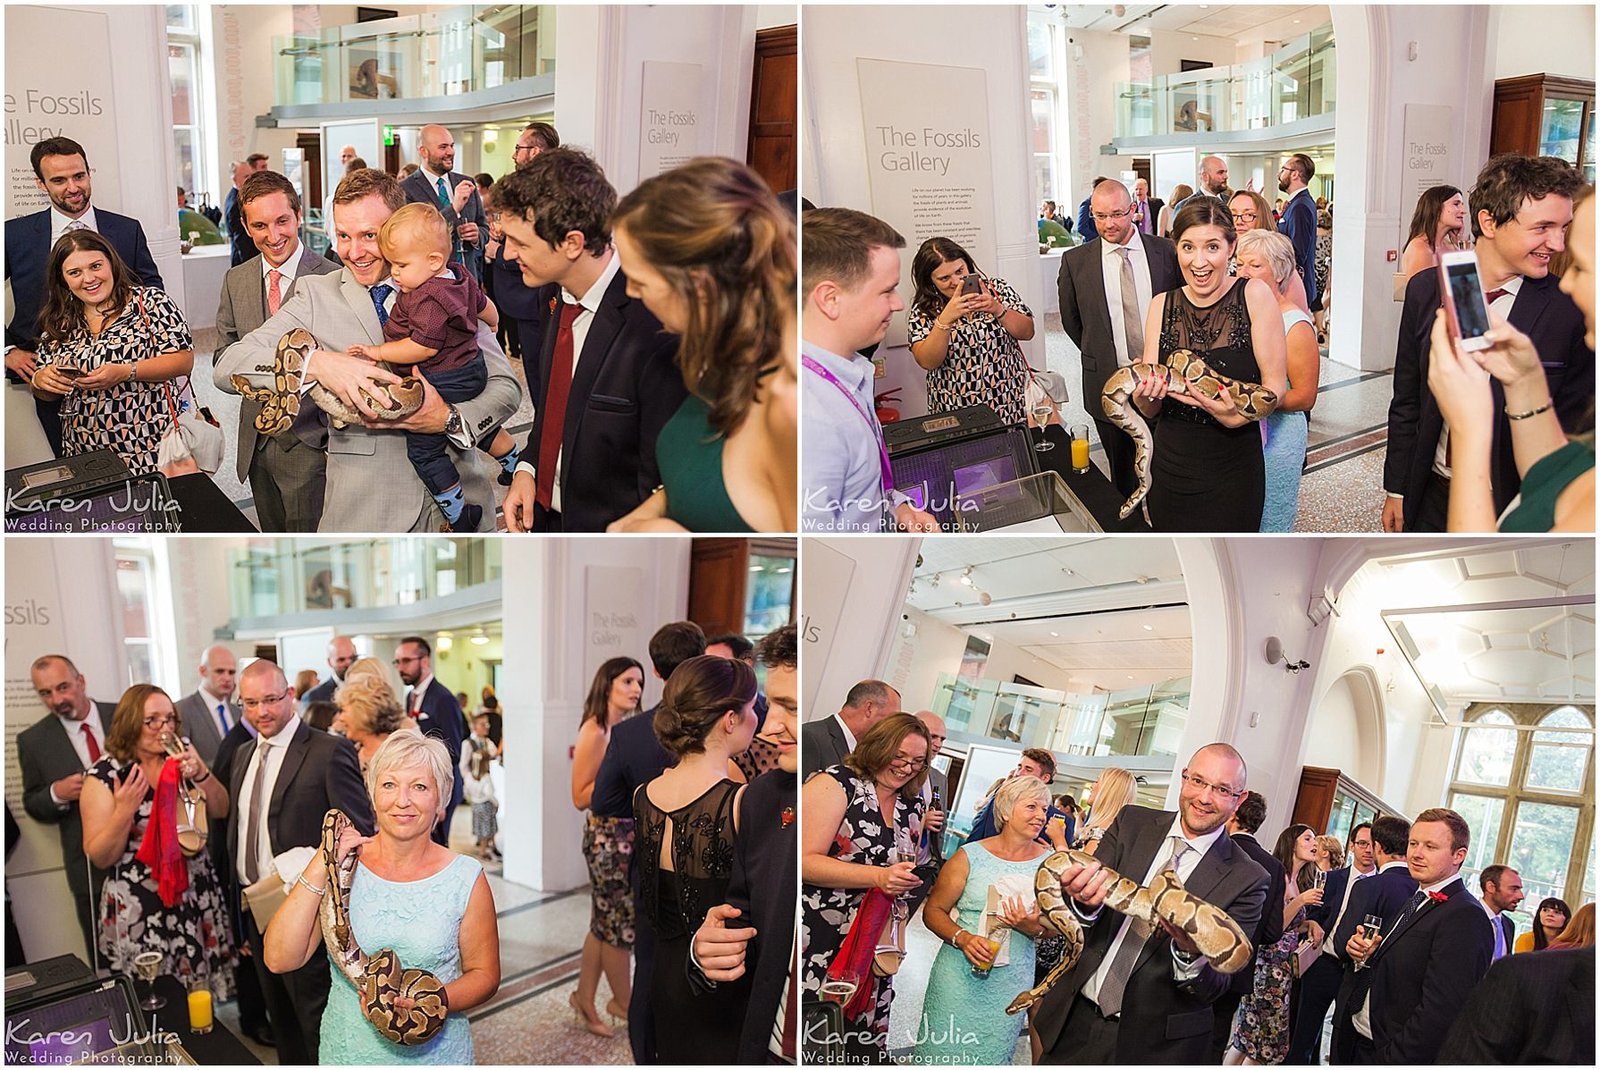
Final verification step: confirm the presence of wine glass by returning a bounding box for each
[1353,914,1383,972]
[819,975,860,1005]
[132,950,166,1011]
[1031,399,1056,452]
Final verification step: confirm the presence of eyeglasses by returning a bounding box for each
[512,142,539,156]
[1091,207,1132,223]
[1180,771,1243,799]
[393,656,423,666]
[240,692,288,709]
[142,715,177,729]
[889,754,927,771]
[1231,211,1259,223]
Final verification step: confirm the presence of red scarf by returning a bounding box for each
[825,888,895,1020]
[135,759,189,907]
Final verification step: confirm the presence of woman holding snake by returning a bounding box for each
[1226,824,1323,1064]
[265,730,500,1064]
[802,713,931,1063]
[1132,198,1287,531]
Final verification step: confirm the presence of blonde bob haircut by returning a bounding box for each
[379,202,452,260]
[1235,228,1297,289]
[992,775,1052,834]
[365,729,454,828]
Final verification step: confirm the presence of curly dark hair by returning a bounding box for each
[612,158,794,437]
[755,624,797,671]
[653,654,758,757]
[909,237,980,321]
[494,147,616,256]
[38,229,135,345]
[581,655,644,730]
[1469,154,1582,238]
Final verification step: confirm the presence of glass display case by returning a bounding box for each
[1492,74,1595,183]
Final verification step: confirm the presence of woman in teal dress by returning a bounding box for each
[911,776,1052,1065]
[265,730,500,1065]
[607,157,797,533]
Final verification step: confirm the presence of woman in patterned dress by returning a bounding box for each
[29,229,194,473]
[907,238,1036,427]
[78,684,234,991]
[1227,824,1324,1064]
[568,656,644,1036]
[801,713,932,1063]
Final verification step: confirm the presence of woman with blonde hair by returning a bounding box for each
[608,157,796,532]
[334,672,415,769]
[1075,766,1135,853]
[1315,834,1344,871]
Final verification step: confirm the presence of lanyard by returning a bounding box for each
[802,354,893,495]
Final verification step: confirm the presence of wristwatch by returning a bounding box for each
[444,404,464,437]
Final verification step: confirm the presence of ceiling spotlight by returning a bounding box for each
[961,567,974,586]
[470,634,489,646]
[978,591,993,606]
[1142,624,1154,631]
[1049,630,1060,637]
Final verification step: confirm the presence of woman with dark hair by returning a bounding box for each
[1515,897,1571,953]
[1131,198,1288,531]
[906,237,1036,426]
[1400,184,1469,279]
[1227,825,1323,1064]
[633,654,758,1063]
[1546,902,1595,950]
[78,684,233,986]
[568,656,644,1036]
[609,157,796,533]
[801,712,932,1062]
[29,229,194,473]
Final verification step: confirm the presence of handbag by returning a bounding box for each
[131,291,224,475]
[1293,931,1321,977]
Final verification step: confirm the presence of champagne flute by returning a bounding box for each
[1353,914,1382,972]
[819,976,860,1005]
[133,950,166,1011]
[1031,399,1056,452]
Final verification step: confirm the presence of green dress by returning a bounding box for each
[1499,439,1594,531]
[659,394,755,532]
[909,842,1041,1065]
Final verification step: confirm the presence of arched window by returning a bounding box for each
[1449,705,1595,908]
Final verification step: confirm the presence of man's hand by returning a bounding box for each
[504,469,537,532]
[363,375,448,432]
[692,903,757,982]
[53,772,85,802]
[307,349,404,421]
[1058,859,1114,910]
[6,348,39,381]
[1157,915,1201,956]
[451,179,476,213]
[894,502,941,532]
[458,222,480,246]
[1380,496,1405,533]
[1346,927,1380,963]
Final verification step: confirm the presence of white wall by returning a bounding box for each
[884,605,1074,715]
[211,5,303,197]
[1491,5,1596,80]
[1062,28,1133,208]
[756,6,794,31]
[1149,30,1239,77]
[801,536,918,721]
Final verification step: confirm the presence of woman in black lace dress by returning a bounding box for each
[633,655,759,1064]
[1131,198,1287,531]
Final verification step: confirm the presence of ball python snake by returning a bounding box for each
[1100,348,1279,520]
[1004,846,1252,1015]
[318,809,449,1045]
[232,328,425,436]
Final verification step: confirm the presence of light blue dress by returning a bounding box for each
[910,842,1042,1065]
[1260,306,1314,532]
[320,853,482,1065]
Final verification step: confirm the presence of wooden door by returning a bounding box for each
[746,25,797,195]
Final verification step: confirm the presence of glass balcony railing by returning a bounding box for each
[1115,26,1335,139]
[929,672,1191,761]
[227,538,502,618]
[273,5,551,108]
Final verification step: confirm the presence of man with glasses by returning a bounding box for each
[1277,154,1319,309]
[176,645,240,767]
[394,636,466,846]
[1035,742,1269,1064]
[227,659,372,1066]
[800,679,901,779]
[1058,177,1181,497]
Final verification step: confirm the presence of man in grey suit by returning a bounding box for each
[214,167,521,532]
[913,711,950,861]
[16,654,116,954]
[217,170,340,532]
[400,124,487,281]
[799,680,900,780]
[176,645,240,767]
[1058,178,1182,497]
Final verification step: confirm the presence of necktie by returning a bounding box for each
[65,219,88,233]
[436,175,451,207]
[1118,246,1144,364]
[217,702,230,738]
[81,722,101,764]
[1393,889,1429,935]
[780,944,799,1061]
[370,283,393,328]
[1139,201,1151,234]
[1491,915,1506,960]
[243,745,272,884]
[1483,288,1510,305]
[1097,836,1188,1016]
[267,269,283,316]
[535,301,585,511]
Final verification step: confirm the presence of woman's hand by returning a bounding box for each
[1475,311,1544,388]
[30,365,76,397]
[1427,309,1495,435]
[333,823,374,867]
[1295,886,1325,910]
[995,894,1039,933]
[177,742,207,782]
[1304,920,1325,947]
[969,278,1005,318]
[939,286,986,327]
[113,765,149,818]
[1130,362,1170,416]
[1169,379,1244,424]
[75,363,132,391]
[957,929,997,969]
[878,860,922,896]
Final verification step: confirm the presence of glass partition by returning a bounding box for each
[929,672,1190,761]
[227,538,502,617]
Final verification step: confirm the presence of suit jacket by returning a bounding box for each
[216,245,341,483]
[1364,875,1494,1063]
[923,766,950,861]
[525,268,685,531]
[177,689,243,767]
[1227,832,1286,997]
[303,676,339,707]
[15,703,116,897]
[1139,197,1165,236]
[4,208,163,352]
[400,169,487,279]
[1278,189,1318,307]
[592,708,675,823]
[799,716,851,782]
[213,266,522,531]
[224,188,253,267]
[409,678,466,771]
[1384,269,1594,528]
[1436,944,1594,1064]
[1035,805,1269,1062]
[1306,863,1362,963]
[1058,233,1182,406]
[1330,862,1420,1058]
[226,720,374,881]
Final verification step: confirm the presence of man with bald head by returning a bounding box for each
[177,645,240,766]
[228,658,372,1065]
[800,680,901,779]
[303,635,358,706]
[401,123,487,281]
[1035,742,1269,1064]
[1177,156,1231,214]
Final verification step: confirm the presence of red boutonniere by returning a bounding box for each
[548,296,558,315]
[1426,891,1448,903]
[781,806,795,829]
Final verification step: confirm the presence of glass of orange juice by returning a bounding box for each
[187,978,214,1035]
[969,935,1003,978]
[1069,424,1091,474]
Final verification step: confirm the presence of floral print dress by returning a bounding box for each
[1230,875,1304,1061]
[801,765,927,1058]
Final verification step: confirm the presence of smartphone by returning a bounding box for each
[56,367,86,380]
[1437,250,1494,351]
[960,273,984,296]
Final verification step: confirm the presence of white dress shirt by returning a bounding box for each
[235,714,304,883]
[48,709,108,805]
[50,205,99,243]
[1099,232,1156,367]
[199,686,233,736]
[260,243,303,287]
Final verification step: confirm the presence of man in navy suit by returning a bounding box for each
[1288,821,1375,1063]
[1276,154,1319,308]
[400,125,487,281]
[302,635,357,707]
[1437,944,1595,1064]
[1210,791,1286,1061]
[488,121,562,386]
[592,620,706,1064]
[395,636,466,846]
[496,147,686,533]
[1342,808,1493,1064]
[1328,814,1418,1063]
[1382,153,1592,531]
[689,625,799,1063]
[5,137,163,455]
